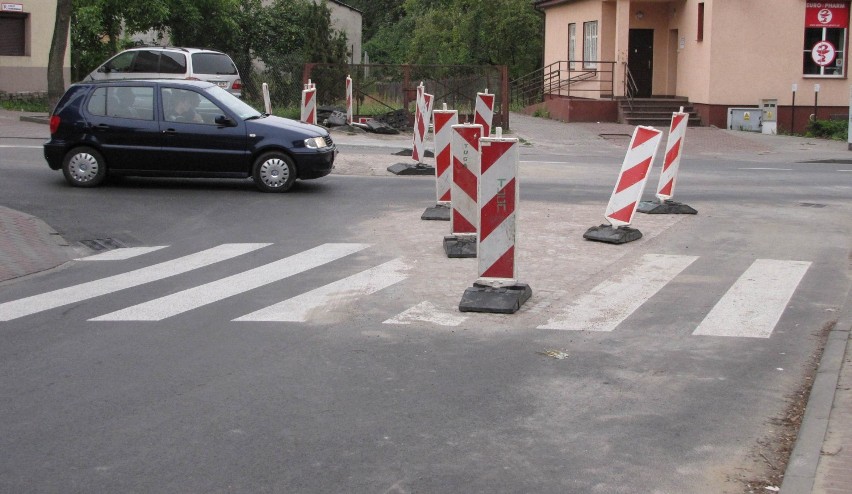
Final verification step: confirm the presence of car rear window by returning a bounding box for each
[191,53,238,75]
[159,52,187,74]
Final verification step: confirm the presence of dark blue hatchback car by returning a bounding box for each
[45,80,335,192]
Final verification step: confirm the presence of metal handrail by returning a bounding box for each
[623,64,638,111]
[509,60,616,108]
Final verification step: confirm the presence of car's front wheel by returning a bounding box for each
[62,146,107,187]
[253,152,296,192]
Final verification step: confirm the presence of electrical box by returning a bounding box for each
[727,107,762,132]
[761,99,777,135]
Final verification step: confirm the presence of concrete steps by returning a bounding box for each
[619,98,702,127]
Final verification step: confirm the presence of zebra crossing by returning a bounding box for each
[0,243,812,338]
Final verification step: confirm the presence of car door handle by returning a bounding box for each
[162,128,178,134]
[93,123,110,130]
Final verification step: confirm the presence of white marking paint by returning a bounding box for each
[0,243,269,321]
[91,243,369,321]
[693,259,811,338]
[235,258,408,322]
[383,301,468,327]
[76,246,168,261]
[538,254,698,331]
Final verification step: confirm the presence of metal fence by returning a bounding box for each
[298,63,510,131]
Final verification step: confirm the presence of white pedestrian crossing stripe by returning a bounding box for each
[0,243,269,321]
[91,243,370,321]
[692,259,811,338]
[76,246,168,261]
[383,301,468,327]
[537,254,698,331]
[0,242,813,338]
[235,258,408,322]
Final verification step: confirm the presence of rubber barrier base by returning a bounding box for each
[583,224,643,244]
[443,234,477,258]
[387,163,435,175]
[422,203,451,221]
[459,282,533,314]
[637,200,698,215]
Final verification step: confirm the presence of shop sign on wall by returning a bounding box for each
[805,2,850,28]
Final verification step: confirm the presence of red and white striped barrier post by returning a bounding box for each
[443,123,482,258]
[412,87,434,165]
[584,125,663,244]
[388,83,435,175]
[474,89,495,137]
[637,108,698,215]
[345,75,353,125]
[300,79,317,125]
[422,103,458,221]
[459,127,532,313]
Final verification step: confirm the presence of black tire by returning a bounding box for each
[62,146,107,187]
[253,152,296,192]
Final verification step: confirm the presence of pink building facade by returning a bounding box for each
[535,0,851,132]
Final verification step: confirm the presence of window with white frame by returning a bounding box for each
[583,21,598,69]
[568,23,576,69]
[803,3,848,76]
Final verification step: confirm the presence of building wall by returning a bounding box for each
[326,1,362,64]
[538,0,852,128]
[0,1,71,93]
[542,0,604,66]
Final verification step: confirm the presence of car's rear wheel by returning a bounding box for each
[62,147,107,187]
[253,152,296,192]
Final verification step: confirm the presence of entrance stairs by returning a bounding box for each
[618,97,703,127]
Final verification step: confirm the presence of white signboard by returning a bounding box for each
[1,3,24,12]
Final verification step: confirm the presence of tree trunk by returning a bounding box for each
[47,0,73,111]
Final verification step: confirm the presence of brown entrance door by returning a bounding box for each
[628,29,654,97]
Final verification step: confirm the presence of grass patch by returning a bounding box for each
[805,118,848,141]
[0,99,50,113]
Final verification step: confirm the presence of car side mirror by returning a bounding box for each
[98,66,109,73]
[215,115,236,127]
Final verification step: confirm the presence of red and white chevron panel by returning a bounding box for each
[433,108,458,204]
[300,85,317,125]
[412,90,434,163]
[474,91,495,137]
[604,126,663,227]
[655,110,688,201]
[345,75,353,125]
[478,136,519,280]
[450,124,483,235]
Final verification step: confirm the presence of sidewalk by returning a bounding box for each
[1,108,850,492]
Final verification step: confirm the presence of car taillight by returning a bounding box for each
[49,115,60,134]
[232,79,242,90]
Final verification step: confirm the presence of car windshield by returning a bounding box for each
[205,86,262,120]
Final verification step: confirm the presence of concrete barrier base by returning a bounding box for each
[459,281,532,314]
[443,234,477,258]
[583,224,643,244]
[422,203,451,221]
[637,199,698,215]
[387,163,435,175]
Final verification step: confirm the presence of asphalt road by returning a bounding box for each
[0,137,850,493]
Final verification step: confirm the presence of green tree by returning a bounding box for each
[360,0,542,78]
[70,0,168,80]
[48,0,73,109]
